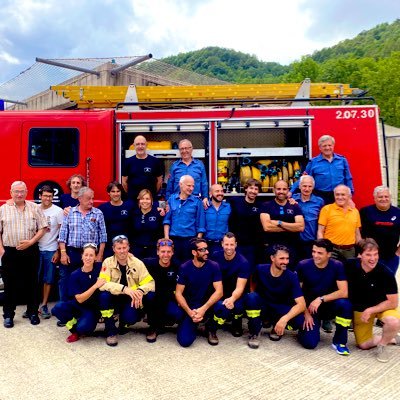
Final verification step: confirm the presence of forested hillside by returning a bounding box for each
[163,20,400,127]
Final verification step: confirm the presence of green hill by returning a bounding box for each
[161,20,400,127]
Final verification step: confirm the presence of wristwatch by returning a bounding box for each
[319,296,325,303]
[277,220,282,227]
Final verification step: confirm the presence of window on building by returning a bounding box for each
[29,127,79,166]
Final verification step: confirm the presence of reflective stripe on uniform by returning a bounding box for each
[99,272,111,282]
[234,314,243,320]
[246,309,261,318]
[66,317,77,330]
[101,309,114,318]
[213,315,225,325]
[138,274,154,287]
[335,316,352,327]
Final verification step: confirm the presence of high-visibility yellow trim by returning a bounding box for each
[246,310,261,318]
[335,316,352,328]
[286,325,293,331]
[99,272,111,282]
[213,315,225,325]
[234,314,243,319]
[66,317,77,330]
[101,309,114,318]
[139,274,154,287]
[130,284,138,290]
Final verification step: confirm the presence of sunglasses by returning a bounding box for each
[83,243,97,249]
[112,234,128,244]
[157,240,174,247]
[196,247,209,253]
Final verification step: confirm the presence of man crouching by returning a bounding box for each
[99,235,155,346]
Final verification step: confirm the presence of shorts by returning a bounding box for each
[353,309,400,345]
[38,250,57,284]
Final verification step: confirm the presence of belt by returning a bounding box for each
[333,244,355,250]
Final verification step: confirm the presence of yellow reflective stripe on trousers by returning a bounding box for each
[246,309,261,318]
[213,315,225,325]
[66,317,77,330]
[99,272,111,282]
[139,274,154,287]
[101,309,114,318]
[234,314,243,319]
[335,316,352,327]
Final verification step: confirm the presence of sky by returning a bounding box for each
[0,0,399,84]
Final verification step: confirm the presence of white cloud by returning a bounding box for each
[0,51,20,64]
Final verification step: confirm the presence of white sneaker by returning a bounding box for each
[376,344,389,363]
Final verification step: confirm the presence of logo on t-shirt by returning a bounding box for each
[144,167,152,173]
[121,210,128,216]
[149,216,156,222]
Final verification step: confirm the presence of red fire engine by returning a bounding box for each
[0,81,385,208]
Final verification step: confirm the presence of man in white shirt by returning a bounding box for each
[37,185,64,319]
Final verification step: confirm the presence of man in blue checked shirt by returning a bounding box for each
[290,135,353,204]
[164,175,206,265]
[58,187,107,301]
[166,139,209,207]
[204,184,231,255]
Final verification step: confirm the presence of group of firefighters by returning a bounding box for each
[0,133,399,364]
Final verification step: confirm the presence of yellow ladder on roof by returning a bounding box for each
[51,82,359,109]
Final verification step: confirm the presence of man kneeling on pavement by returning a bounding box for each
[98,235,155,346]
[296,239,352,355]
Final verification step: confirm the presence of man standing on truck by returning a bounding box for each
[122,135,163,202]
[290,135,354,204]
[0,181,48,328]
[166,139,209,207]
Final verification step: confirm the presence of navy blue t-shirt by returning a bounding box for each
[253,263,303,306]
[296,258,346,304]
[177,259,222,308]
[68,264,102,308]
[228,197,263,246]
[360,205,400,260]
[98,200,135,248]
[131,205,164,248]
[144,257,179,301]
[260,200,303,246]
[122,155,163,200]
[59,194,79,209]
[211,250,251,297]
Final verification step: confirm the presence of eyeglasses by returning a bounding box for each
[112,234,128,244]
[157,239,174,247]
[196,247,209,253]
[12,190,27,195]
[179,147,192,151]
[83,243,97,249]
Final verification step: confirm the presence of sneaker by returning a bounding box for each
[39,305,51,319]
[57,320,66,327]
[22,310,29,319]
[146,329,158,343]
[106,335,118,347]
[332,343,350,356]
[376,344,389,363]
[208,331,219,346]
[3,317,14,328]
[322,320,333,333]
[248,334,260,349]
[66,333,80,343]
[30,314,40,325]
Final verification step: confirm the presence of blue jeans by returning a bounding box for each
[38,250,57,284]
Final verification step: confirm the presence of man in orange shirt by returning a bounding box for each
[317,185,361,262]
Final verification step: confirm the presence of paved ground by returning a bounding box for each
[0,304,399,400]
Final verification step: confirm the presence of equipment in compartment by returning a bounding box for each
[227,158,302,193]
